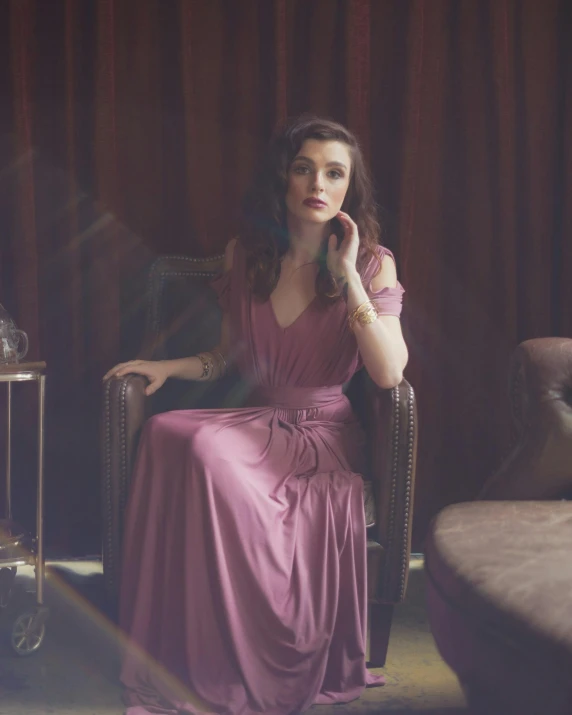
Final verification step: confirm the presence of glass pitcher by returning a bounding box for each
[0,304,29,364]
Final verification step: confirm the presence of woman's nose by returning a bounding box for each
[311,172,325,192]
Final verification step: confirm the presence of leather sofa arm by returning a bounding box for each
[101,374,149,607]
[364,376,418,604]
[479,337,572,501]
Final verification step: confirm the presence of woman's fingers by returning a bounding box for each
[102,360,165,397]
[145,381,159,396]
[337,211,357,237]
[103,360,145,381]
[103,363,123,381]
[145,374,166,396]
[116,366,148,378]
[103,366,121,381]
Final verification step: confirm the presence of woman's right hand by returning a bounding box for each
[102,360,171,396]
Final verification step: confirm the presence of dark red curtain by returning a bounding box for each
[1,0,571,554]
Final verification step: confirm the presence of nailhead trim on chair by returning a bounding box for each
[115,379,131,595]
[118,379,129,516]
[385,384,400,563]
[382,382,416,602]
[102,379,116,597]
[399,383,416,600]
[102,376,132,600]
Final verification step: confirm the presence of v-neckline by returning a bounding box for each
[268,294,318,331]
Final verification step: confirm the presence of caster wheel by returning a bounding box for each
[11,611,46,656]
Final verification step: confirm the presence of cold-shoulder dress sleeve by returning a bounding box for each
[364,245,405,317]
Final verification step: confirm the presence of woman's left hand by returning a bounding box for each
[327,211,360,282]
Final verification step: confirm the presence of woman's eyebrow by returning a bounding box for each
[292,156,348,170]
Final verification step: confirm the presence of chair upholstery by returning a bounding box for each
[101,254,418,666]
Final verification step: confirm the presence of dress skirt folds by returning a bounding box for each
[119,242,404,714]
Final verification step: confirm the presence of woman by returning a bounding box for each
[104,115,408,715]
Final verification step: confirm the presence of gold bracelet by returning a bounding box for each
[348,301,372,328]
[348,300,373,321]
[197,352,215,381]
[355,305,378,328]
[348,301,378,331]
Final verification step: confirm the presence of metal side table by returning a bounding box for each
[0,361,48,655]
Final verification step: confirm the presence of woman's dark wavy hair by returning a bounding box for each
[241,114,382,302]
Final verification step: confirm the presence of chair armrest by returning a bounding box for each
[364,376,418,603]
[101,374,149,606]
[479,337,572,501]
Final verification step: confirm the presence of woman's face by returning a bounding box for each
[285,139,352,226]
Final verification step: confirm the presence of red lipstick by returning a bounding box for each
[303,198,327,209]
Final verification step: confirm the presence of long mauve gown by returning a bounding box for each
[119,240,404,715]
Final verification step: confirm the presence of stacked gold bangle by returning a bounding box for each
[197,350,228,381]
[348,300,379,331]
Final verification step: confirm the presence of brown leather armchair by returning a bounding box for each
[101,254,418,667]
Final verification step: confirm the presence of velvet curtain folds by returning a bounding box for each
[0,0,571,553]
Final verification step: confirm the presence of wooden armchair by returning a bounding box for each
[101,254,418,666]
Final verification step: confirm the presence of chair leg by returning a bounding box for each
[368,602,394,667]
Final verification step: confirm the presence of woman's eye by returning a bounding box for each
[293,165,309,174]
[329,170,343,180]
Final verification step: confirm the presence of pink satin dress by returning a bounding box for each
[119,240,404,714]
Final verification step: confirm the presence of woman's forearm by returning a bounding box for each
[345,271,408,389]
[163,349,227,382]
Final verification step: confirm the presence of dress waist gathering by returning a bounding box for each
[248,384,344,409]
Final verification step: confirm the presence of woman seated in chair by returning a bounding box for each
[104,115,408,715]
